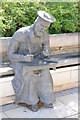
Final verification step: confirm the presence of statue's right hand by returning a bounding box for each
[23,54,34,62]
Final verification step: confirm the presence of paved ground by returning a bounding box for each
[0,87,79,119]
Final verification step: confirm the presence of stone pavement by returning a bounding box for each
[0,87,79,119]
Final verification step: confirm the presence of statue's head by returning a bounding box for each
[33,11,56,37]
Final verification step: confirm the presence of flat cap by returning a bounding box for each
[38,10,56,23]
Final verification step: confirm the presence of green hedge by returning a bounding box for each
[0,2,79,37]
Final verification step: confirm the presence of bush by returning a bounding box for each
[0,2,79,37]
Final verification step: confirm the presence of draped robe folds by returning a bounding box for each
[8,25,54,105]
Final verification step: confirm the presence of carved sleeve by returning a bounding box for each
[8,38,24,62]
[42,33,51,57]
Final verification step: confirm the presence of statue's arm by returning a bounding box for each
[8,38,24,62]
[8,38,33,62]
[42,33,51,57]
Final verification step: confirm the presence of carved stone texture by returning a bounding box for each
[8,10,56,112]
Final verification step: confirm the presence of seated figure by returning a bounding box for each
[8,11,56,112]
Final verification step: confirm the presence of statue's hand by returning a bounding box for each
[42,50,50,57]
[23,54,34,62]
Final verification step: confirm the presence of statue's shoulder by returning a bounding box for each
[12,26,31,42]
[27,25,35,41]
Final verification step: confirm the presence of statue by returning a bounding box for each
[8,11,56,112]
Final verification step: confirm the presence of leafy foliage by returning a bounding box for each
[0,2,79,37]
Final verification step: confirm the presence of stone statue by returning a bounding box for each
[8,11,56,112]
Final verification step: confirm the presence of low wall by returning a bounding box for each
[49,32,79,54]
[0,32,79,57]
[0,37,12,57]
[49,32,79,48]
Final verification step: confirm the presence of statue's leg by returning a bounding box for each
[23,71,39,112]
[12,64,39,112]
[11,63,24,98]
[38,69,54,108]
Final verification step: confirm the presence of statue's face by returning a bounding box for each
[34,17,50,37]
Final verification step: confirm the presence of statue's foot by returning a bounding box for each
[28,103,39,112]
[43,103,53,108]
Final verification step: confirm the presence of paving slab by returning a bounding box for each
[57,93,78,113]
[4,99,76,118]
[59,87,78,96]
[54,99,77,118]
[4,105,57,118]
[67,114,78,118]
[54,91,63,98]
[0,112,8,120]
[0,103,20,112]
[54,87,78,99]
[78,92,80,114]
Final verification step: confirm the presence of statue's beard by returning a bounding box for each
[35,31,43,37]
[33,25,44,37]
